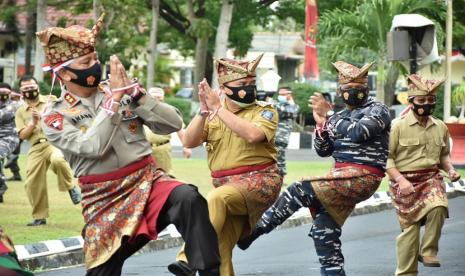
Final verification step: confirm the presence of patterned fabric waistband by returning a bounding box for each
[334,162,385,178]
[79,155,155,184]
[211,162,275,178]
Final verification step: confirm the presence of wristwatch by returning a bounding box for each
[326,110,335,118]
[132,87,146,103]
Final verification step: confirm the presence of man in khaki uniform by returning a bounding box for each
[387,74,461,276]
[15,76,81,226]
[144,87,191,174]
[170,54,282,276]
[37,14,219,276]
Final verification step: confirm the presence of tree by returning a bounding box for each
[34,0,47,81]
[211,0,234,89]
[147,0,159,88]
[318,0,445,106]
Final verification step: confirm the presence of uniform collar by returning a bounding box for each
[406,109,437,128]
[26,95,46,110]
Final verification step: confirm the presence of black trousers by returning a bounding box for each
[86,184,220,276]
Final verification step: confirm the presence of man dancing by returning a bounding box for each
[387,74,460,275]
[37,15,219,276]
[238,61,391,276]
[170,54,282,276]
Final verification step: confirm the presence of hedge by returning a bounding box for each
[165,96,192,125]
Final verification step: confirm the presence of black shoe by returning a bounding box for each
[198,267,220,276]
[237,227,265,250]
[0,195,3,203]
[168,261,195,276]
[69,187,82,205]
[6,173,21,181]
[27,219,46,226]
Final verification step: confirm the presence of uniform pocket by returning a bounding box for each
[399,138,421,155]
[120,119,146,143]
[428,138,445,158]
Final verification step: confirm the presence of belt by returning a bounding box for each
[334,162,385,178]
[33,138,48,146]
[211,162,275,178]
[153,140,170,147]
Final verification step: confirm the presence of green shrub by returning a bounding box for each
[279,82,320,117]
[165,97,192,125]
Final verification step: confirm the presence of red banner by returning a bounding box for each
[304,0,319,81]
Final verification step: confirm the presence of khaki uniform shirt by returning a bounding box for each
[387,110,450,172]
[40,91,182,177]
[15,95,53,145]
[203,101,278,172]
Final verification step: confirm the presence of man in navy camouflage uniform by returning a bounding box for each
[275,87,299,176]
[0,83,20,203]
[238,61,391,276]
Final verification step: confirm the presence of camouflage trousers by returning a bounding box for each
[275,141,288,176]
[0,135,18,199]
[257,181,346,276]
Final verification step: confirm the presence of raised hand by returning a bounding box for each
[309,92,331,125]
[201,79,221,111]
[109,55,129,102]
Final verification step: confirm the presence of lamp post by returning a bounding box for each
[258,69,282,101]
[444,0,453,120]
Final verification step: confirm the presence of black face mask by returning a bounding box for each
[23,90,39,100]
[0,94,9,102]
[340,87,368,107]
[224,84,257,106]
[412,103,435,117]
[64,62,102,88]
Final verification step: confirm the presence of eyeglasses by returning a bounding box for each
[410,96,436,105]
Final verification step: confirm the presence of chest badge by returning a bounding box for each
[128,121,138,134]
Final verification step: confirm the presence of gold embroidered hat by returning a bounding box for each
[36,14,104,68]
[407,74,444,97]
[216,54,264,85]
[333,61,374,85]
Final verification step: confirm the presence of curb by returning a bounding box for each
[19,180,465,272]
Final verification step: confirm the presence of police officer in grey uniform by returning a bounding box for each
[37,14,219,276]
[275,87,299,176]
[0,83,20,203]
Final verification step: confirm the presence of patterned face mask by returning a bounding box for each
[340,86,368,107]
[0,94,9,102]
[224,84,257,106]
[23,90,39,100]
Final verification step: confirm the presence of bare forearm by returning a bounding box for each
[183,115,207,148]
[440,155,454,172]
[386,167,403,181]
[19,123,35,140]
[217,108,265,143]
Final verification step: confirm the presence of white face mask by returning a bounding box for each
[278,95,287,103]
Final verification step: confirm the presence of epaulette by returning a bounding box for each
[63,92,79,107]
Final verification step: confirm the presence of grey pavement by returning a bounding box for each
[39,197,465,276]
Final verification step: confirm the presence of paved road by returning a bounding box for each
[40,197,465,276]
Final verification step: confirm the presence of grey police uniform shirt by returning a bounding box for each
[40,91,182,177]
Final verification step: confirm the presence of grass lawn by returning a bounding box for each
[1,155,463,244]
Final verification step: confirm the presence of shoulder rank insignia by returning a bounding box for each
[44,113,64,131]
[64,93,78,107]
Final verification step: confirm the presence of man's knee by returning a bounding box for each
[173,184,207,208]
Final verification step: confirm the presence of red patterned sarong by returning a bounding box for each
[212,163,282,234]
[308,165,383,226]
[78,156,182,269]
[389,168,448,229]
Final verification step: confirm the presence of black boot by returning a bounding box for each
[168,261,195,276]
[237,227,265,250]
[198,267,220,276]
[6,170,21,181]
